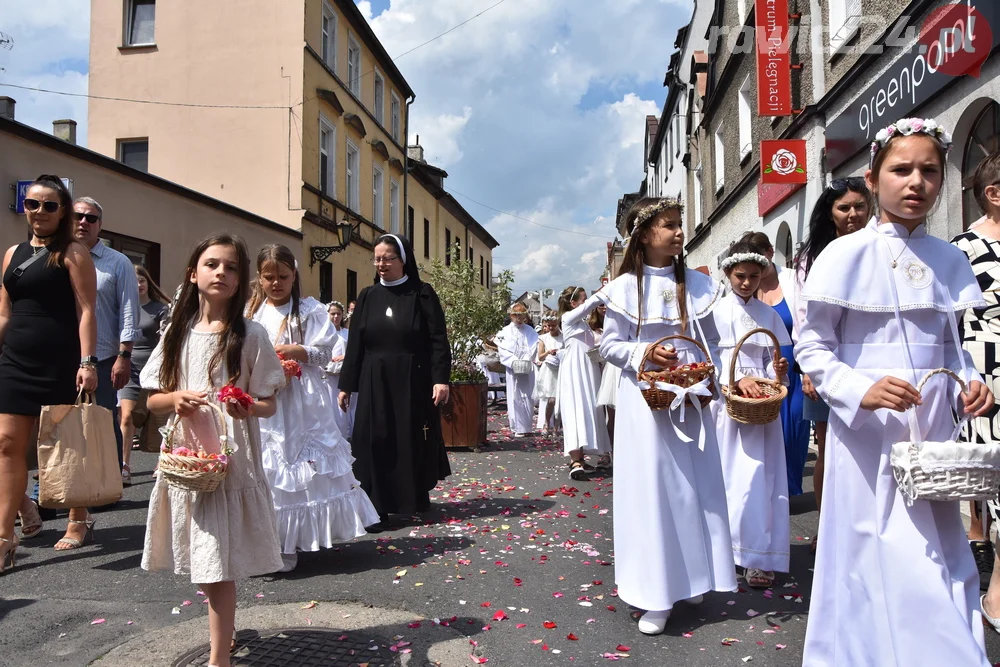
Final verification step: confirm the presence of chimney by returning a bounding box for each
[407,134,424,163]
[53,119,78,145]
[0,97,14,121]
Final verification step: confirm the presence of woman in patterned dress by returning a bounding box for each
[952,150,1000,600]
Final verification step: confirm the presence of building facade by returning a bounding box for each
[0,104,301,294]
[87,0,495,303]
[627,0,998,276]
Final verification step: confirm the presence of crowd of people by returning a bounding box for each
[2,115,1000,665]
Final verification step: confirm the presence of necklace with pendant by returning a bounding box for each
[385,292,401,318]
[880,232,911,268]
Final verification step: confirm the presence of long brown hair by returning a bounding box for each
[619,197,688,336]
[558,286,586,318]
[27,174,75,268]
[135,264,171,304]
[587,306,604,332]
[158,234,251,392]
[246,244,303,344]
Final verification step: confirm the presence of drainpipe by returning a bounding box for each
[403,93,416,239]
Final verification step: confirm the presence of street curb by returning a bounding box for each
[89,600,473,667]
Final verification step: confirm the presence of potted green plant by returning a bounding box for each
[424,245,513,449]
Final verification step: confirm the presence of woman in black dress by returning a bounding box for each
[338,234,451,531]
[0,175,98,572]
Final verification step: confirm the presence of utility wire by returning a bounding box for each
[446,187,615,240]
[0,0,508,111]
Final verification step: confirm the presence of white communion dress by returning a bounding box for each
[556,294,610,455]
[496,321,539,434]
[599,264,737,612]
[796,219,990,666]
[712,291,791,573]
[253,298,379,555]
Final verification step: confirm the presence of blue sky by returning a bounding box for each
[5,0,693,293]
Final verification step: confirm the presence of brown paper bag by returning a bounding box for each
[37,392,123,509]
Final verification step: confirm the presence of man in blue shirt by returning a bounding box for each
[73,197,140,474]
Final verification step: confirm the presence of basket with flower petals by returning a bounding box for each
[637,335,716,410]
[158,401,232,492]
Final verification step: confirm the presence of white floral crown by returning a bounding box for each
[542,313,559,323]
[720,252,769,271]
[870,117,953,168]
[629,197,684,231]
[509,303,529,315]
[328,301,345,311]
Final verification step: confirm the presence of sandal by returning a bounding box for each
[18,499,43,539]
[122,463,133,487]
[54,515,96,550]
[595,455,612,470]
[569,460,588,481]
[745,568,775,589]
[0,534,18,574]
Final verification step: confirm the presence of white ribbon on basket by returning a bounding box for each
[636,376,712,450]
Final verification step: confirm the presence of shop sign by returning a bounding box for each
[761,140,807,184]
[826,0,999,170]
[758,180,804,217]
[755,0,792,116]
[11,178,73,214]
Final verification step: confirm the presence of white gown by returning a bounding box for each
[796,219,989,666]
[253,298,379,554]
[599,264,737,612]
[712,292,791,572]
[535,332,563,430]
[496,322,538,434]
[556,295,610,455]
[326,330,354,438]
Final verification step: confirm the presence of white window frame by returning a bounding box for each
[321,1,337,71]
[693,163,704,230]
[346,140,360,211]
[389,179,400,234]
[829,0,862,54]
[373,70,385,125]
[347,34,362,98]
[738,75,753,160]
[714,126,725,191]
[390,92,401,143]
[372,164,384,228]
[118,138,149,172]
[124,0,156,47]
[319,114,336,197]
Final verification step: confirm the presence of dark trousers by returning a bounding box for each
[95,357,124,470]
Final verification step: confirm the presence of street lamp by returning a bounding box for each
[310,217,357,266]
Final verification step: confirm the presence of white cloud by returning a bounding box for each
[0,0,90,144]
[366,0,691,292]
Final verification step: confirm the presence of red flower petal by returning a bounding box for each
[492,611,508,621]
[543,621,557,629]
[567,633,579,641]
[616,645,631,652]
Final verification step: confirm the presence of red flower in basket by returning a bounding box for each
[217,385,254,409]
[276,352,302,380]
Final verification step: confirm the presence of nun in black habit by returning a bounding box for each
[338,234,452,529]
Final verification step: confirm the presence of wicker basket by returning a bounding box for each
[586,346,603,364]
[720,328,788,425]
[637,334,715,411]
[158,402,230,493]
[890,368,1000,504]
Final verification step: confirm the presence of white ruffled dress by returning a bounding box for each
[140,320,287,583]
[253,298,379,555]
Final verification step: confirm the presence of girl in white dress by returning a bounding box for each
[712,241,790,590]
[534,314,563,433]
[557,286,611,479]
[598,197,736,636]
[496,302,538,436]
[325,301,355,438]
[797,118,994,666]
[247,246,379,573]
[140,235,286,667]
[594,302,621,449]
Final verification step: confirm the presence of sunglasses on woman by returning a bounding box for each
[22,199,62,213]
[828,177,867,192]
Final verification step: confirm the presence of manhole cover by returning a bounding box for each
[174,628,402,667]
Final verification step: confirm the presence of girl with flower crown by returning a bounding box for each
[496,302,539,437]
[712,240,791,591]
[598,197,736,636]
[534,312,562,434]
[796,118,995,665]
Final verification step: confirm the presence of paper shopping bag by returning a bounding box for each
[37,392,123,509]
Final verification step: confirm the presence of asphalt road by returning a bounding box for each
[2,406,999,666]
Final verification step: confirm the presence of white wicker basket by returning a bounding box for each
[890,368,1000,504]
[512,359,534,375]
[586,347,603,364]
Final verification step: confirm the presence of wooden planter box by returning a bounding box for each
[440,381,488,450]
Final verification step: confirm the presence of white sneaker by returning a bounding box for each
[279,552,298,573]
[637,609,670,635]
[685,594,704,605]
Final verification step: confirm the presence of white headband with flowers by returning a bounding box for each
[629,197,684,232]
[870,117,953,168]
[328,301,345,312]
[720,252,770,271]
